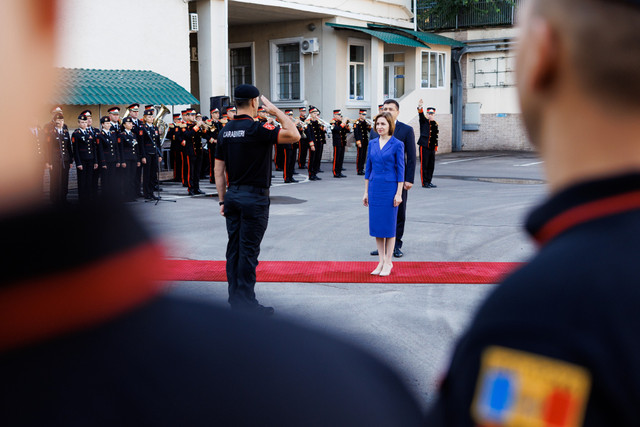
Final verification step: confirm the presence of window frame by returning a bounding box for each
[346,37,370,107]
[229,42,256,99]
[421,51,446,89]
[269,37,304,103]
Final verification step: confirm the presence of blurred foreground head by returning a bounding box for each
[0,0,57,215]
[516,0,640,189]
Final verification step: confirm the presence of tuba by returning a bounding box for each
[153,104,171,141]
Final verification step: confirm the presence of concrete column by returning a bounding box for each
[197,0,229,111]
[370,38,385,112]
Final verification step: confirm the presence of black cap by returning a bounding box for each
[234,84,260,100]
[78,113,88,121]
[427,107,436,113]
[143,109,154,116]
[127,103,140,111]
[100,116,110,124]
[122,117,133,124]
[80,109,92,117]
[53,113,64,120]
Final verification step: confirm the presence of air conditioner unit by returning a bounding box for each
[190,13,199,32]
[301,38,319,54]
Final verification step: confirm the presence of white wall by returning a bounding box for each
[55,0,191,91]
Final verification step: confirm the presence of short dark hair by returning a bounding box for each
[373,112,395,136]
[235,99,251,109]
[383,99,400,110]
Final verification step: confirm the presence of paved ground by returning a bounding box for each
[130,150,548,410]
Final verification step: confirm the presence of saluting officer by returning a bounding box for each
[353,109,372,175]
[46,112,72,204]
[71,113,98,203]
[417,100,439,188]
[331,109,350,178]
[179,109,203,195]
[118,116,141,202]
[139,108,163,200]
[127,104,144,198]
[96,116,121,199]
[283,110,297,183]
[213,84,300,315]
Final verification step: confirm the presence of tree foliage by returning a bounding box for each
[417,0,516,30]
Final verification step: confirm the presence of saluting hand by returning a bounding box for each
[260,95,279,116]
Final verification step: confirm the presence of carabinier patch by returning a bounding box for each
[472,346,591,427]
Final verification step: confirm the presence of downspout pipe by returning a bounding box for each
[451,46,467,152]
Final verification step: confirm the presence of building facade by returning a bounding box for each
[55,0,461,157]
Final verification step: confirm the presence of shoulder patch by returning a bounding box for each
[472,346,591,427]
[262,123,276,130]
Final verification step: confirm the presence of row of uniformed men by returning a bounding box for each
[38,104,164,203]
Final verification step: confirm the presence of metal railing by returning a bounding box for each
[417,0,524,31]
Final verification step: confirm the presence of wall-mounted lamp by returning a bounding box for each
[308,23,316,32]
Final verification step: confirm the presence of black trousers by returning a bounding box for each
[121,160,138,201]
[308,146,317,177]
[224,188,270,308]
[283,144,295,181]
[101,162,120,200]
[193,153,202,191]
[275,144,285,170]
[171,147,182,182]
[333,145,345,176]
[50,162,70,204]
[77,160,95,203]
[356,141,368,173]
[143,154,159,197]
[181,153,194,189]
[420,146,436,185]
[298,140,309,168]
[315,141,324,172]
[395,188,408,249]
[208,145,216,183]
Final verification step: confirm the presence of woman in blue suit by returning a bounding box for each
[363,113,405,276]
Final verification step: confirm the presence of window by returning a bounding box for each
[230,46,253,97]
[349,45,365,100]
[421,52,446,88]
[275,42,301,101]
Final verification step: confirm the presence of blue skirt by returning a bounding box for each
[368,178,398,238]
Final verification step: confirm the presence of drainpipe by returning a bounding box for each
[451,46,467,152]
[413,0,418,31]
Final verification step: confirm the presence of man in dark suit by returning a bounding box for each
[370,99,416,257]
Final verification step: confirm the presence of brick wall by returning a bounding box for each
[462,113,533,151]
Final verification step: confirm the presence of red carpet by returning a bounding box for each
[165,260,523,284]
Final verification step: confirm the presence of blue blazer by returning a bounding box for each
[371,121,416,183]
[364,136,405,182]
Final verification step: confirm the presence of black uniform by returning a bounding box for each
[418,110,438,187]
[207,120,222,183]
[166,123,182,182]
[0,201,424,427]
[71,128,98,202]
[331,119,350,177]
[46,126,72,204]
[132,118,143,197]
[138,123,162,198]
[118,129,141,201]
[215,115,280,310]
[178,123,199,194]
[427,173,640,426]
[353,118,371,175]
[96,128,121,199]
[297,115,309,168]
[307,119,326,179]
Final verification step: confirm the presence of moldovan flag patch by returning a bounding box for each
[472,346,591,427]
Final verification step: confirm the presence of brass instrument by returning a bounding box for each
[153,104,171,141]
[121,107,131,121]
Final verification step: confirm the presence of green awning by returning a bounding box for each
[53,68,199,106]
[325,23,429,48]
[367,24,467,48]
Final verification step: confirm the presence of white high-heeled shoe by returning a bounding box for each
[379,263,393,277]
[371,263,384,275]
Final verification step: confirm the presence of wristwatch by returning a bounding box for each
[219,201,224,206]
